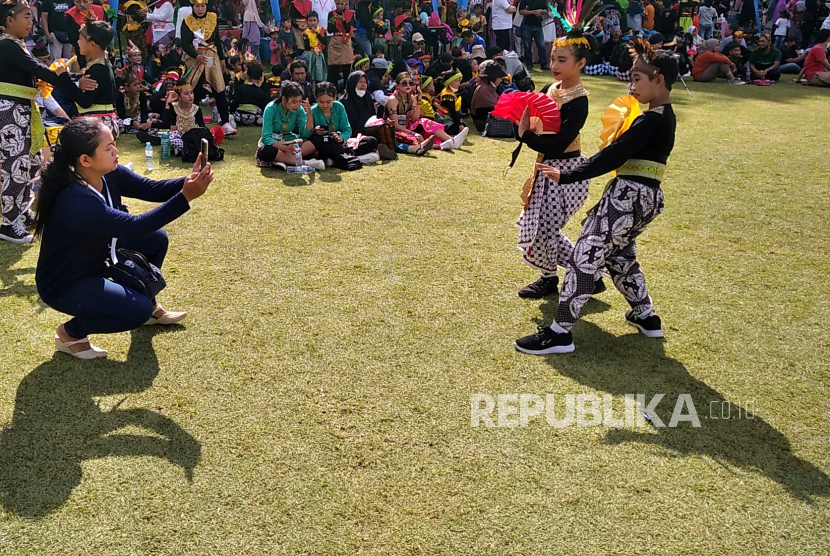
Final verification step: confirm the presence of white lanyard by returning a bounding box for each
[77,174,119,264]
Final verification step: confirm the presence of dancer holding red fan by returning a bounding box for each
[508,26,605,300]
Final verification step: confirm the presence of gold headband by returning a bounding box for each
[553,37,589,48]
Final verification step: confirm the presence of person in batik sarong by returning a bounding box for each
[515,29,605,300]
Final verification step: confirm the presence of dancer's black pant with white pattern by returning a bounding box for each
[0,101,41,226]
[517,155,590,277]
[555,177,665,331]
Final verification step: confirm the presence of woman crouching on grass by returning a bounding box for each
[34,117,214,360]
[256,81,325,172]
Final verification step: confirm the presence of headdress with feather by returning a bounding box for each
[628,37,660,77]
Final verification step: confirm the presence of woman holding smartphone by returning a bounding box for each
[35,117,215,360]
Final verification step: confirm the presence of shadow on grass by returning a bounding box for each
[0,326,201,519]
[259,168,318,186]
[0,242,43,306]
[537,313,830,502]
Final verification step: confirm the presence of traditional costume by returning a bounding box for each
[0,24,64,237]
[59,56,120,139]
[64,3,104,68]
[390,87,444,145]
[122,0,150,59]
[515,77,591,290]
[327,5,355,84]
[433,71,463,135]
[554,45,676,332]
[116,86,149,133]
[515,39,678,354]
[302,23,328,82]
[180,0,232,129]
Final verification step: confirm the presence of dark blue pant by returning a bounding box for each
[520,25,546,70]
[47,229,169,339]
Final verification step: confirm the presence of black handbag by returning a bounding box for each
[483,115,515,138]
[105,243,167,300]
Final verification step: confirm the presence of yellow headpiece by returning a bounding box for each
[553,36,590,48]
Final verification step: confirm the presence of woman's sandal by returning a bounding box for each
[54,335,108,360]
[144,304,187,325]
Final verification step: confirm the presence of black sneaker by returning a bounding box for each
[518,275,559,299]
[593,277,607,294]
[0,219,34,244]
[625,310,664,338]
[515,325,574,354]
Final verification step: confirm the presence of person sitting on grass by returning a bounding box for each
[230,63,270,125]
[385,72,466,152]
[693,38,744,83]
[470,60,507,132]
[256,81,325,171]
[339,71,398,160]
[749,33,782,81]
[35,117,214,360]
[137,82,204,156]
[798,29,830,86]
[778,37,808,75]
[307,81,381,168]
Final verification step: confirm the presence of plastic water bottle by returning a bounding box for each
[145,142,154,171]
[745,65,751,82]
[160,132,170,161]
[212,105,220,125]
[286,141,314,174]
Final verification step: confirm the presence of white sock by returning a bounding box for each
[549,322,568,334]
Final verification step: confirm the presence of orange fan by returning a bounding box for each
[491,92,561,134]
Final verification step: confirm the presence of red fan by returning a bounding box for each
[491,92,561,134]
[211,124,225,146]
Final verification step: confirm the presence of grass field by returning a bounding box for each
[0,74,828,554]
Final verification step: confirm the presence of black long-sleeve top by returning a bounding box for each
[57,61,118,109]
[181,13,225,60]
[116,90,149,121]
[0,38,62,90]
[519,85,588,159]
[230,83,270,112]
[36,165,188,302]
[560,104,676,187]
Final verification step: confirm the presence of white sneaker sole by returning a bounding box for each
[514,341,575,355]
[626,320,664,338]
[0,233,34,244]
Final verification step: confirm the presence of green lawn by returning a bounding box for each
[1,75,828,554]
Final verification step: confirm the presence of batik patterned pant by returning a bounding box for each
[555,177,665,331]
[516,155,590,277]
[0,100,41,225]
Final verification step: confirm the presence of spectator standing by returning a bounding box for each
[492,0,517,52]
[698,0,718,39]
[518,0,549,70]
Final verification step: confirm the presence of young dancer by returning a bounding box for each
[59,20,120,139]
[515,28,602,300]
[515,39,679,354]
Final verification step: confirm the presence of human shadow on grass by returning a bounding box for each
[536,299,830,502]
[0,242,43,305]
[0,326,201,518]
[259,167,317,186]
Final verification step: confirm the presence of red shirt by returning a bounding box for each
[66,4,105,27]
[803,45,828,80]
[692,50,732,79]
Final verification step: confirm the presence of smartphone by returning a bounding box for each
[200,138,209,168]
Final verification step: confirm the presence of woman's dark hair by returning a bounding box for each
[307,10,318,18]
[652,50,679,90]
[315,81,337,98]
[280,80,304,100]
[35,118,106,237]
[554,29,592,63]
[81,20,115,50]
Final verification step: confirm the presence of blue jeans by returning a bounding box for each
[353,32,372,56]
[699,23,714,39]
[520,25,546,69]
[46,229,169,338]
[778,62,802,74]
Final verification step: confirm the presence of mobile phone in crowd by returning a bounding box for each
[200,138,209,168]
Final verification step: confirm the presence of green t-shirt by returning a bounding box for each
[749,47,782,69]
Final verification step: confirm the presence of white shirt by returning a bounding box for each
[491,0,514,30]
[176,6,192,40]
[145,0,175,44]
[312,0,334,31]
[821,14,830,31]
[773,18,790,36]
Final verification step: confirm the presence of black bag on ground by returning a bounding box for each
[180,128,224,163]
[482,115,515,138]
[105,245,166,300]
